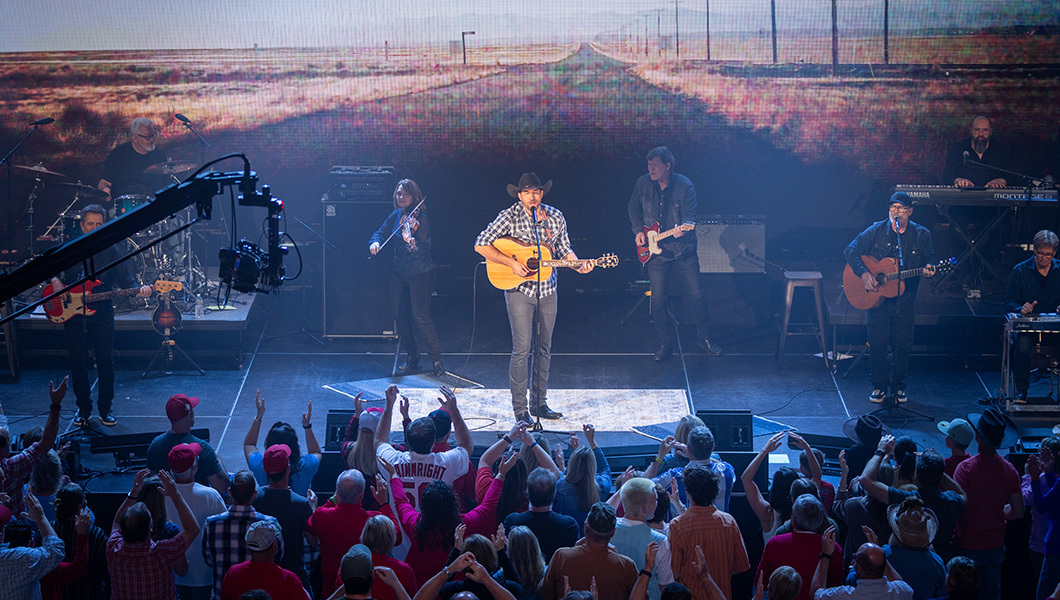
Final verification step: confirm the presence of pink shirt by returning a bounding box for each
[954,452,1021,550]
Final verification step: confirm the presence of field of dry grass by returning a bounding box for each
[0,43,579,164]
[594,34,1060,180]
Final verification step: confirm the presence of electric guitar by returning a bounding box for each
[637,222,695,264]
[842,256,956,310]
[486,237,619,290]
[43,279,182,323]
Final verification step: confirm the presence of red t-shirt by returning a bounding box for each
[756,531,845,600]
[304,500,397,595]
[944,454,969,478]
[954,452,1021,551]
[333,553,418,600]
[220,560,309,600]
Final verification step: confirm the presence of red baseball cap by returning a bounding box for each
[262,444,291,475]
[166,394,200,422]
[0,505,12,527]
[168,442,202,473]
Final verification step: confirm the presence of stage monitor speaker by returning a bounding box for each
[695,409,753,452]
[696,215,765,274]
[325,409,356,451]
[322,194,398,338]
[722,450,768,494]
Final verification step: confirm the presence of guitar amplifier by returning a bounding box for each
[327,166,395,201]
[696,215,766,274]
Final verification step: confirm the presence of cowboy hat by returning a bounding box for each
[887,498,938,548]
[842,414,890,446]
[967,407,1020,450]
[507,173,552,199]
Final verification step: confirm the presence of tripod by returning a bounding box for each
[142,334,205,378]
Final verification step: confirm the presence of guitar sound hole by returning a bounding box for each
[526,258,539,270]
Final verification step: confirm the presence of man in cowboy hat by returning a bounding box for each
[475,173,594,423]
[953,407,1023,600]
[883,498,946,599]
[844,191,936,405]
[842,414,889,479]
[628,146,721,361]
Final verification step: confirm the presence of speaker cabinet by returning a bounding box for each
[696,215,766,274]
[695,408,754,452]
[322,196,397,338]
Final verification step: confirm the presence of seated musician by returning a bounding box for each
[474,173,594,424]
[942,115,1015,189]
[843,192,936,405]
[1004,229,1060,402]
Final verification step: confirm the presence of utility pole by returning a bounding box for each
[673,0,683,59]
[770,0,778,64]
[883,0,890,64]
[831,0,838,75]
[461,30,475,65]
[705,0,711,61]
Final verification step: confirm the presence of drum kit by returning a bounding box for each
[12,160,208,302]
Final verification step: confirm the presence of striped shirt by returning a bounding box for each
[475,202,573,298]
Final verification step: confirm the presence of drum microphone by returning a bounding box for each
[29,117,54,126]
[175,113,191,124]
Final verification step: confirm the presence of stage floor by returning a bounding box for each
[1,287,1057,491]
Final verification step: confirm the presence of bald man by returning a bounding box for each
[811,531,913,599]
[942,115,1015,189]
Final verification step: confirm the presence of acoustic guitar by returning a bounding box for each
[637,222,695,264]
[843,255,956,310]
[486,237,619,290]
[43,279,182,323]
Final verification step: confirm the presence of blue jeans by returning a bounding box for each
[505,289,557,415]
[954,545,1005,600]
[645,252,708,346]
[1039,552,1060,600]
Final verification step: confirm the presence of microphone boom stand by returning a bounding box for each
[2,123,46,258]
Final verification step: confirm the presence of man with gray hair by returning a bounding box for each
[812,534,913,599]
[164,443,226,600]
[646,425,736,511]
[305,468,397,595]
[758,494,845,600]
[97,116,167,200]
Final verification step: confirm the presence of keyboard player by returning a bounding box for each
[1004,230,1060,401]
[942,115,1015,189]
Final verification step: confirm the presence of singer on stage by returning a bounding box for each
[369,179,444,377]
[942,115,1015,188]
[474,173,593,424]
[843,192,935,405]
[97,117,166,202]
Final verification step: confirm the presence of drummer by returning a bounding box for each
[1004,229,1060,401]
[97,117,166,204]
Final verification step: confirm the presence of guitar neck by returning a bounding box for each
[541,259,593,268]
[886,266,928,282]
[75,287,142,302]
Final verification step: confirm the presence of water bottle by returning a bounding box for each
[194,294,204,319]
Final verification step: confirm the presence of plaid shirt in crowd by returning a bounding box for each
[475,202,573,298]
[2,441,45,514]
[0,534,64,600]
[106,528,187,600]
[202,506,282,600]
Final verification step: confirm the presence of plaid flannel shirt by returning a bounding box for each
[106,528,188,600]
[475,202,573,298]
[202,506,282,600]
[2,441,45,514]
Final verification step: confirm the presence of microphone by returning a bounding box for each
[962,150,970,165]
[175,113,191,124]
[530,205,537,223]
[29,117,54,126]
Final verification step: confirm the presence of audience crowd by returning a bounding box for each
[3,381,1060,600]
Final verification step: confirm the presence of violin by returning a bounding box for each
[402,207,420,251]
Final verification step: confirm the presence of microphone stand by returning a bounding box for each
[1,123,45,257]
[529,205,551,433]
[963,154,1053,189]
[176,117,212,300]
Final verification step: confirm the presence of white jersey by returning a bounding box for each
[377,443,469,510]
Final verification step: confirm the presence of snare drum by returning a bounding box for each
[115,194,151,215]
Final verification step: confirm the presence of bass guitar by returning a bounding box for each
[486,237,618,290]
[43,279,182,323]
[637,222,695,264]
[843,256,956,310]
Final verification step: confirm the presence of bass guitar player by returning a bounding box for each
[843,191,936,405]
[50,205,151,427]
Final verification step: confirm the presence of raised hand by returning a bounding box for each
[753,569,766,600]
[788,431,811,451]
[465,561,492,584]
[616,465,637,488]
[302,400,313,429]
[657,435,676,458]
[878,434,896,454]
[450,551,476,573]
[373,566,400,589]
[157,469,178,497]
[23,492,46,523]
[644,541,659,571]
[371,473,390,506]
[764,432,785,453]
[438,386,458,413]
[583,423,596,448]
[499,452,519,477]
[254,389,266,421]
[1028,455,1044,479]
[860,524,878,546]
[385,384,399,407]
[822,525,838,554]
[378,456,397,479]
[353,392,364,417]
[568,432,580,451]
[491,523,507,551]
[130,468,152,497]
[74,506,92,535]
[691,545,710,581]
[307,488,318,511]
[49,377,69,406]
[454,523,467,548]
[399,395,411,421]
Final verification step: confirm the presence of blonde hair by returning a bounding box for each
[346,432,379,479]
[674,415,705,445]
[619,477,657,517]
[361,515,397,555]
[768,566,803,600]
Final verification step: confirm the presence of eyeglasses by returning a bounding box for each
[1036,251,1056,258]
[889,205,912,213]
[136,132,159,141]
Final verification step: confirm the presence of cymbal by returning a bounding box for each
[14,164,64,177]
[53,181,107,197]
[144,160,196,175]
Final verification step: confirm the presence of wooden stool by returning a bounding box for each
[778,271,829,368]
